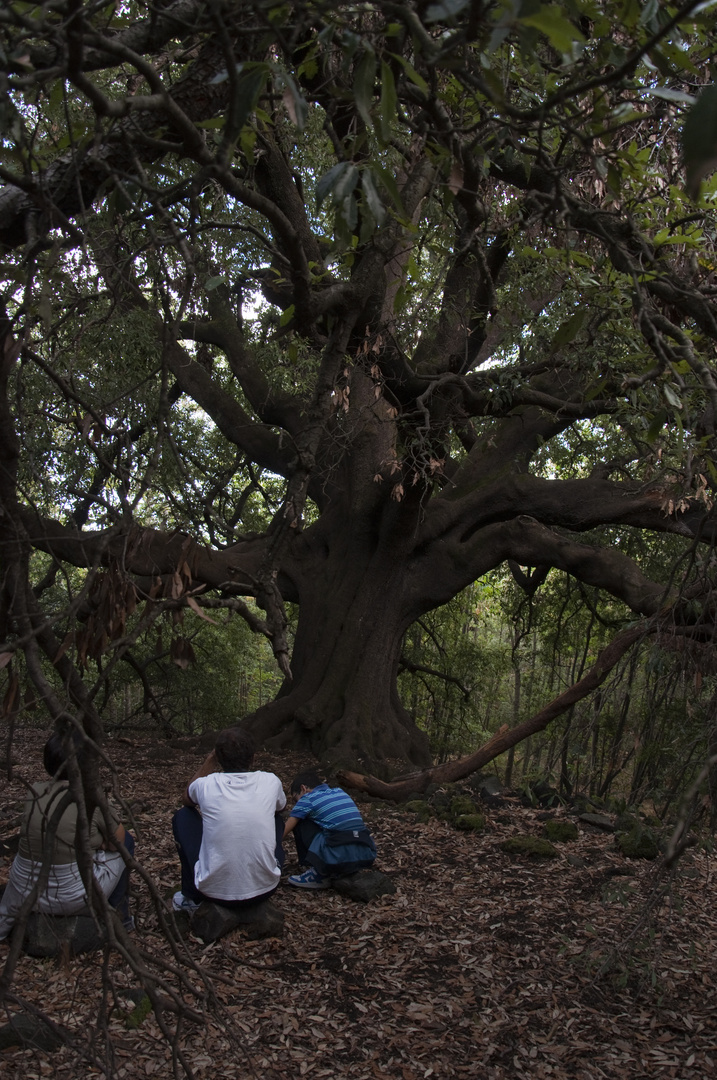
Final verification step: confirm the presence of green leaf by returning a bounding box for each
[333,164,359,202]
[519,6,585,54]
[205,276,224,291]
[361,171,386,226]
[389,53,429,96]
[341,193,358,231]
[281,71,308,130]
[49,79,64,113]
[663,384,682,409]
[316,162,354,209]
[354,48,376,129]
[653,41,700,78]
[370,163,404,216]
[550,310,587,352]
[641,86,695,106]
[682,84,717,199]
[230,66,267,136]
[607,164,621,196]
[638,0,661,29]
[646,409,667,442]
[280,304,295,326]
[240,127,256,157]
[479,66,507,108]
[378,61,397,145]
[706,458,717,485]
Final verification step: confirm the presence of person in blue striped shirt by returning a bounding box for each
[283,772,376,889]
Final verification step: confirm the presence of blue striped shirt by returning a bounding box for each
[291,784,364,831]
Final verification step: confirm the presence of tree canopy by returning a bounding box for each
[2,0,717,773]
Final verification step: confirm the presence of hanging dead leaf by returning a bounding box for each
[186,596,219,625]
[170,571,183,599]
[170,636,196,669]
[53,631,74,664]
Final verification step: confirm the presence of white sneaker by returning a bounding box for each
[172,891,200,913]
[288,867,331,889]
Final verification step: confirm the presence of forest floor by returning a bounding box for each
[0,728,716,1080]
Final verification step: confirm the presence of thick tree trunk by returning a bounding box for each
[244,526,432,774]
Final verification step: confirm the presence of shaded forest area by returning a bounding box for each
[3,0,717,1073]
[1,730,716,1079]
[91,573,717,818]
[4,0,717,779]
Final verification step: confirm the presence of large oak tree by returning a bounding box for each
[2,0,717,772]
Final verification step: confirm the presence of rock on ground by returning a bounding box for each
[330,869,397,902]
[23,911,106,958]
[188,899,284,943]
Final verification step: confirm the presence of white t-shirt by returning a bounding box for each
[188,771,286,901]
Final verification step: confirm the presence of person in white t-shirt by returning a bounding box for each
[171,727,286,913]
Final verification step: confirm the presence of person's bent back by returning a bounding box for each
[283,771,376,890]
[172,727,286,912]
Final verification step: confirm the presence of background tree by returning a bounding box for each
[2,0,717,775]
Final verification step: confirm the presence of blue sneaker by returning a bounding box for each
[288,867,330,890]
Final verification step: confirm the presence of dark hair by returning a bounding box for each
[214,727,255,772]
[290,771,323,796]
[43,728,85,779]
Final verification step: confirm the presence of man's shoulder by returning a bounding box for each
[252,771,285,795]
[193,770,283,790]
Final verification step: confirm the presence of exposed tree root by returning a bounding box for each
[338,620,654,800]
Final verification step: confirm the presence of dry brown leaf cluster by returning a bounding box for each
[1,729,716,1079]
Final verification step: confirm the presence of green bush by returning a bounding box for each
[616,824,659,860]
[543,820,578,842]
[450,795,479,819]
[454,813,486,832]
[404,800,432,822]
[500,836,558,858]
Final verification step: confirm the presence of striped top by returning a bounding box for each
[291,784,364,831]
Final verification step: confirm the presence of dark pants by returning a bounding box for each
[292,820,376,877]
[172,806,285,907]
[293,819,321,866]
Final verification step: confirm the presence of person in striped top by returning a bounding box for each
[283,772,376,889]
